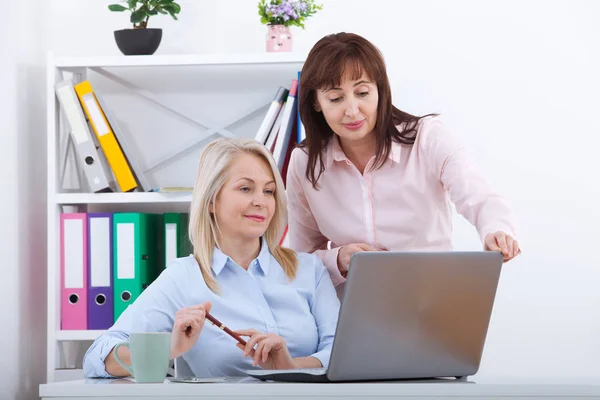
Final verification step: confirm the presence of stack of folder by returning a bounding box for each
[60,212,193,330]
[55,79,152,194]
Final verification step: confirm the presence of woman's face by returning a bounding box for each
[211,153,276,242]
[314,69,379,144]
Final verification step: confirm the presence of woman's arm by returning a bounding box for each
[83,267,181,378]
[304,254,341,368]
[293,356,324,368]
[421,118,519,244]
[286,149,345,285]
[104,343,132,377]
[82,329,131,378]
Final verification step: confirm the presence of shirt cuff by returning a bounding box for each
[309,349,332,369]
[322,247,346,287]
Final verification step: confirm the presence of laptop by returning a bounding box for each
[246,251,503,382]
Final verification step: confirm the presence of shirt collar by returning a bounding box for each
[325,135,402,168]
[211,237,271,276]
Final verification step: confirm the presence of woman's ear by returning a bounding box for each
[208,202,214,213]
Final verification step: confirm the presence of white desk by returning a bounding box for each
[39,376,600,399]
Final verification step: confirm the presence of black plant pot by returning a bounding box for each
[114,28,162,56]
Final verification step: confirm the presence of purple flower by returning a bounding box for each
[261,0,321,25]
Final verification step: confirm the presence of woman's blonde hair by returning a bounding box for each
[188,137,297,292]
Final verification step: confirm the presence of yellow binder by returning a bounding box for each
[74,81,137,192]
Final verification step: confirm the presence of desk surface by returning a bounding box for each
[40,376,600,399]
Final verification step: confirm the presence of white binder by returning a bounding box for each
[255,86,288,145]
[55,80,111,193]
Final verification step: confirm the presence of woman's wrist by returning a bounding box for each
[292,356,322,369]
[336,246,344,270]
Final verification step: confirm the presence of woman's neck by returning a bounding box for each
[338,134,377,174]
[217,237,261,270]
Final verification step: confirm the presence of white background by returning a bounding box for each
[1,0,599,398]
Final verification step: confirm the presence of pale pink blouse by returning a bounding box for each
[286,116,518,286]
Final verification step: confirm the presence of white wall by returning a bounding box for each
[0,0,48,399]
[3,0,594,392]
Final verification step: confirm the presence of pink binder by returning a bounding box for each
[60,213,88,330]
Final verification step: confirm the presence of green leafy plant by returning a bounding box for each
[108,0,181,29]
[258,0,323,29]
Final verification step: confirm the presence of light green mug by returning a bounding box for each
[113,332,171,383]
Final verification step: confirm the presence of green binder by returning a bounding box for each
[113,212,161,322]
[163,213,193,269]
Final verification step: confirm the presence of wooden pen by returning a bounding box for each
[205,312,247,346]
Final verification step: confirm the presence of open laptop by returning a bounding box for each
[246,251,503,382]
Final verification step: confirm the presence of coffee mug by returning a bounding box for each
[113,332,171,383]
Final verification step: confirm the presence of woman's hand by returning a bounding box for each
[484,231,521,262]
[337,243,384,277]
[234,329,297,370]
[170,301,211,359]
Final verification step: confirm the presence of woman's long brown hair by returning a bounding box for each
[298,32,437,189]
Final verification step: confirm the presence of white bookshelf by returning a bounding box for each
[55,192,192,205]
[55,52,307,68]
[46,52,304,383]
[56,330,106,341]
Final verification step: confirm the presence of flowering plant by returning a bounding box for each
[258,0,323,29]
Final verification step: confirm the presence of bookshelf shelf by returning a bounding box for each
[54,52,306,68]
[55,192,192,205]
[56,330,106,341]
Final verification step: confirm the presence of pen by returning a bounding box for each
[205,312,247,346]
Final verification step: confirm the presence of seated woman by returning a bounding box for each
[83,138,340,378]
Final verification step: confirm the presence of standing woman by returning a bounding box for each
[286,32,521,287]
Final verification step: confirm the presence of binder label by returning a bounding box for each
[117,223,135,279]
[165,223,177,267]
[90,217,111,287]
[82,94,110,136]
[64,219,84,289]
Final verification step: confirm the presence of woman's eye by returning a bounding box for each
[240,186,250,193]
[358,91,369,97]
[329,97,342,103]
[264,189,275,195]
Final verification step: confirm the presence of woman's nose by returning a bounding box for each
[344,99,359,117]
[252,193,267,207]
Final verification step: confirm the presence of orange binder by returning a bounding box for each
[74,81,137,192]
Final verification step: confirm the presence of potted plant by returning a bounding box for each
[258,0,323,52]
[108,0,182,56]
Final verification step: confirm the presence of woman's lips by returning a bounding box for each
[344,120,365,130]
[245,215,265,222]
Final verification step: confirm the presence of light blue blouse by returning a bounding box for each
[83,241,340,378]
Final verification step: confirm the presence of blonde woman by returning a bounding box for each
[83,138,340,378]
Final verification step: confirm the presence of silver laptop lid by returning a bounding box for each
[327,251,503,381]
